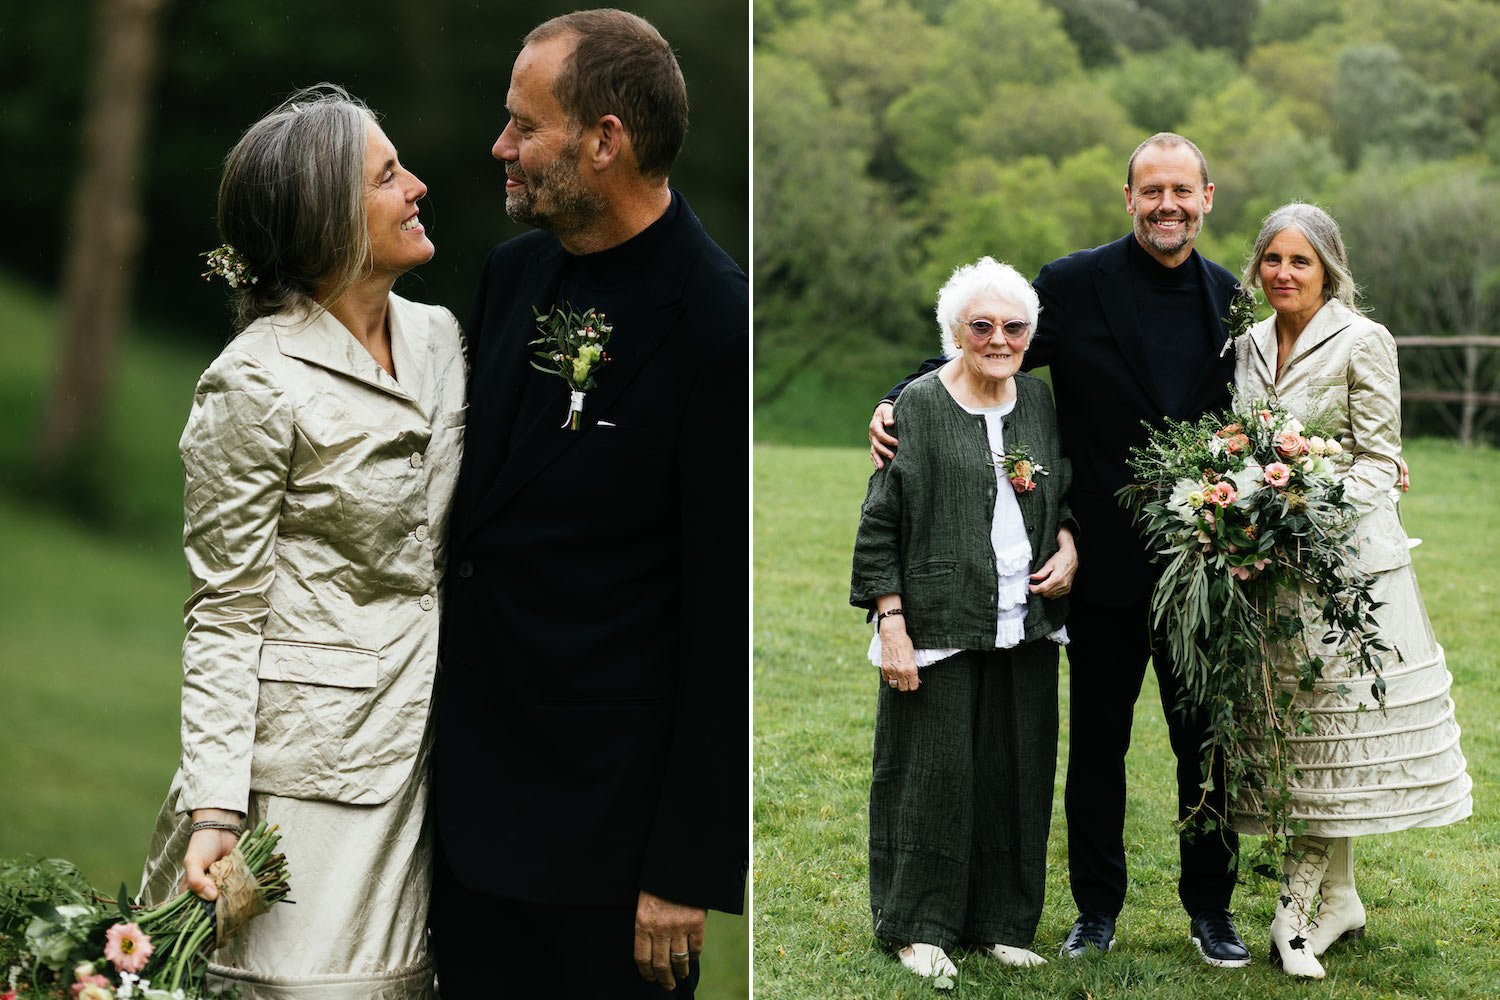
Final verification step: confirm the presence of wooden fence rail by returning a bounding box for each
[1393,335,1500,445]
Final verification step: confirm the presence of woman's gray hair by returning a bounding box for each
[1241,202,1361,314]
[217,83,376,330]
[935,256,1041,359]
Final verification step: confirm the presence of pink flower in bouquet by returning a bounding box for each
[1259,409,1274,425]
[1224,432,1250,455]
[1263,462,1292,488]
[104,921,154,973]
[1228,556,1274,581]
[1275,429,1309,458]
[1215,422,1242,437]
[1206,481,1238,507]
[72,975,111,998]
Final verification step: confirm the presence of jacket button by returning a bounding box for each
[419,594,435,611]
[457,560,474,578]
[414,524,430,542]
[410,452,424,468]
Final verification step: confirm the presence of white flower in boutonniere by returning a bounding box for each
[529,304,614,430]
[1219,285,1258,358]
[994,443,1047,494]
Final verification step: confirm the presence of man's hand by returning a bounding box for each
[869,401,898,469]
[634,890,705,991]
[1398,456,1411,493]
[1028,526,1078,598]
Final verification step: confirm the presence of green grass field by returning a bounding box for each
[754,442,1500,999]
[0,274,747,998]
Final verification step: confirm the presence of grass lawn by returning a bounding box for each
[0,274,747,998]
[753,441,1500,999]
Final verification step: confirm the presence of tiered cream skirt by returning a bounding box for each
[1233,563,1472,837]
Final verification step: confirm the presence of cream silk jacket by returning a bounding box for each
[1233,297,1409,575]
[173,294,466,814]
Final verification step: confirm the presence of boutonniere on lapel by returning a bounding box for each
[995,443,1047,494]
[1219,285,1258,358]
[529,303,614,430]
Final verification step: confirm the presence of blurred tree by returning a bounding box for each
[1135,0,1257,58]
[919,155,1074,292]
[1243,40,1338,141]
[884,0,1083,183]
[753,52,920,405]
[1052,144,1130,250]
[1047,0,1171,60]
[37,0,169,479]
[1331,159,1500,441]
[1348,0,1500,131]
[1329,43,1478,168]
[765,0,937,192]
[1249,0,1345,47]
[957,79,1136,165]
[1102,42,1242,135]
[1181,75,1341,236]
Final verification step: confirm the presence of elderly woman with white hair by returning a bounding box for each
[137,84,465,998]
[851,256,1077,979]
[1231,203,1472,980]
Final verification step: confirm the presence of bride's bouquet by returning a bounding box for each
[1117,399,1390,874]
[2,822,290,1000]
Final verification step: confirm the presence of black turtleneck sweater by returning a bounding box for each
[1127,234,1214,419]
[504,194,684,460]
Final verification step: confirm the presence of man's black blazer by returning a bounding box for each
[887,235,1238,606]
[436,195,748,914]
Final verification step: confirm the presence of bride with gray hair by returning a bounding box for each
[138,84,466,998]
[1230,201,1472,980]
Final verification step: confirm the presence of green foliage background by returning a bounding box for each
[754,0,1500,445]
[0,0,747,344]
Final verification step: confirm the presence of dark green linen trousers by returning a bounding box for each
[868,643,1059,951]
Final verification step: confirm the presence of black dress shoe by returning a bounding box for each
[1190,909,1251,968]
[1059,911,1116,958]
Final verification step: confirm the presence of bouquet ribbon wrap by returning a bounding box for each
[208,846,268,944]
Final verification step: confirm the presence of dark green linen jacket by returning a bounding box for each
[851,369,1074,648]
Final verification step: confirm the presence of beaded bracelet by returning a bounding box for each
[189,820,244,837]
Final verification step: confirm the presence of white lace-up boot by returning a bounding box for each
[1306,836,1366,956]
[1269,837,1331,979]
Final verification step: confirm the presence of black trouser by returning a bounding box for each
[1062,598,1238,918]
[868,644,1059,951]
[430,842,699,998]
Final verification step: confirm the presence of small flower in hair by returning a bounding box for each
[201,244,258,288]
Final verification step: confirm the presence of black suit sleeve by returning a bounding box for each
[637,320,749,915]
[881,355,947,404]
[1023,268,1063,371]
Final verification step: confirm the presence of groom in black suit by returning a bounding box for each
[431,10,747,997]
[870,133,1250,968]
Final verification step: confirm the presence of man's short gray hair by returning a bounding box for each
[935,257,1041,359]
[1241,202,1361,313]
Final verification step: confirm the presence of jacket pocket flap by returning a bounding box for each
[257,641,378,688]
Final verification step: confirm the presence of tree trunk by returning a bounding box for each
[35,0,168,474]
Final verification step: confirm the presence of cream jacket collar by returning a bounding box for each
[269,295,431,409]
[1246,297,1357,388]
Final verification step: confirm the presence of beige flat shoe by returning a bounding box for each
[984,944,1047,967]
[897,942,957,978]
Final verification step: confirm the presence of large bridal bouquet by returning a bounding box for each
[1,823,290,999]
[1117,399,1391,875]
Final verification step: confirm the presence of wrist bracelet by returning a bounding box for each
[876,608,904,628]
[190,820,244,837]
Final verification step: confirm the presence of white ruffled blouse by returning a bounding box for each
[868,395,1068,669]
